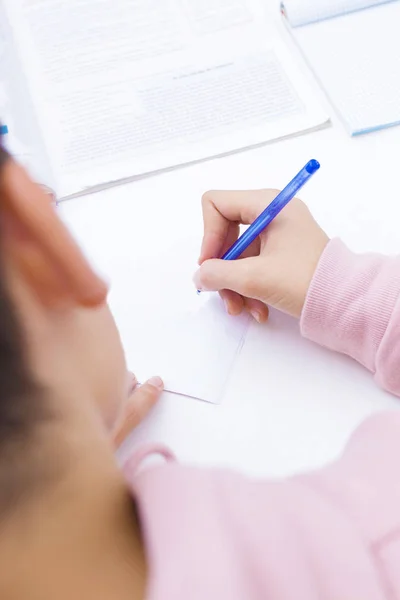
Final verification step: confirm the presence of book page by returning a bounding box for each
[2,0,327,197]
[0,0,55,187]
[281,0,396,27]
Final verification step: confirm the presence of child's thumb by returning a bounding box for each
[194,257,258,297]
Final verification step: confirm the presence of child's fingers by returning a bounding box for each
[113,377,164,448]
[199,221,240,266]
[194,256,261,297]
[220,289,244,316]
[199,190,265,264]
[243,298,269,323]
[219,290,269,323]
[199,193,231,264]
[199,188,278,263]
[202,189,275,227]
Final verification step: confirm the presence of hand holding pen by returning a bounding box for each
[195,161,328,322]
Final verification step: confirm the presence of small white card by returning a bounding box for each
[108,239,249,404]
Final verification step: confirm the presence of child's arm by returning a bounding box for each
[196,190,400,396]
[301,240,400,395]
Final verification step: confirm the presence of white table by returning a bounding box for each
[59,9,400,479]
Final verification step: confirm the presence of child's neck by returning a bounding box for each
[0,429,147,600]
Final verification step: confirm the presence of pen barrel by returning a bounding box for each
[222,160,319,261]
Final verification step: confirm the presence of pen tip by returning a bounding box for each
[197,290,201,295]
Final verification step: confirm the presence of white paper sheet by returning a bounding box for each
[2,0,328,198]
[106,239,250,404]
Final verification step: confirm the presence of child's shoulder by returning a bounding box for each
[121,413,400,600]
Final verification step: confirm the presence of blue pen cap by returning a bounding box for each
[306,159,320,174]
[0,125,9,136]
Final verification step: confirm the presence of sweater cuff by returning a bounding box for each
[300,239,400,371]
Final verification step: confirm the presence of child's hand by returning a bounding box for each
[195,190,329,321]
[112,373,163,448]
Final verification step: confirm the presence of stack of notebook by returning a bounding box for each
[282,0,400,135]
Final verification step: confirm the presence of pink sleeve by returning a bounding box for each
[253,412,400,598]
[128,413,400,599]
[301,239,400,395]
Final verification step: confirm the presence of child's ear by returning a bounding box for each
[0,160,108,308]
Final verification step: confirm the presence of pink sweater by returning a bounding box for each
[123,239,400,599]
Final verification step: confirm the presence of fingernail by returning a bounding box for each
[147,376,164,390]
[250,310,262,323]
[193,270,203,291]
[224,300,236,316]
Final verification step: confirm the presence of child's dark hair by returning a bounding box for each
[0,141,51,513]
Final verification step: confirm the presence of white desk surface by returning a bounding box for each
[59,7,400,479]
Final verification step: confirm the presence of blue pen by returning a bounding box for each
[222,159,320,261]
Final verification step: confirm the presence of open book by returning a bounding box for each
[282,0,400,135]
[0,0,328,200]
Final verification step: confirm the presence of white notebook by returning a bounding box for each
[0,0,328,200]
[282,0,400,135]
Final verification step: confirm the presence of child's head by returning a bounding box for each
[0,143,129,513]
